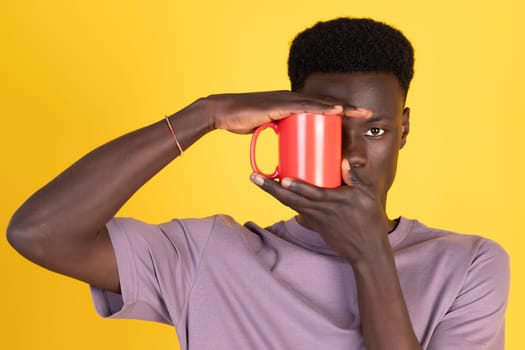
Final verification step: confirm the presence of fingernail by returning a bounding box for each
[250,173,264,186]
[341,159,352,186]
[328,105,343,113]
[356,108,372,118]
[342,159,351,172]
[345,108,372,119]
[281,178,292,188]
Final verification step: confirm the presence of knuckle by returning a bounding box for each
[287,195,302,208]
[261,179,276,192]
[339,193,354,206]
[299,100,312,110]
[312,190,325,201]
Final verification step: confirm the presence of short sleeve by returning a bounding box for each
[428,239,510,349]
[90,216,216,326]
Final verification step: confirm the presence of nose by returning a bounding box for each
[342,135,367,168]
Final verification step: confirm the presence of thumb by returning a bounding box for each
[340,159,375,197]
[341,159,352,186]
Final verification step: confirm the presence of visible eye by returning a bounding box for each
[364,127,385,137]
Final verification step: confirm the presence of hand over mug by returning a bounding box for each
[207,91,367,134]
[250,159,393,267]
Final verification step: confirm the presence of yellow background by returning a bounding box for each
[1,0,523,348]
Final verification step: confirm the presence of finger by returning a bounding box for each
[280,177,353,204]
[289,92,346,110]
[341,159,352,186]
[268,103,343,121]
[250,173,311,210]
[339,160,377,198]
[267,92,346,118]
[343,107,373,119]
[280,177,327,201]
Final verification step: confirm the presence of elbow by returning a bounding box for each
[6,213,48,264]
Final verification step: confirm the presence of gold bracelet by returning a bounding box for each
[164,116,184,155]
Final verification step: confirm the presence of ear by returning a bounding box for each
[400,107,410,149]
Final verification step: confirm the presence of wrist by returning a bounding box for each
[189,96,216,133]
[162,97,216,156]
[350,239,395,276]
[200,94,221,132]
[167,98,216,135]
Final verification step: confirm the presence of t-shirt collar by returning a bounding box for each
[282,216,412,256]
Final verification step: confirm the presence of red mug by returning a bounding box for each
[250,113,342,188]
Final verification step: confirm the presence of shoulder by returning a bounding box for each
[397,218,509,297]
[403,220,510,348]
[159,214,234,234]
[401,218,508,263]
[106,214,245,255]
[162,214,266,249]
[162,214,252,240]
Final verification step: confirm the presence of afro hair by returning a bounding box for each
[288,18,414,95]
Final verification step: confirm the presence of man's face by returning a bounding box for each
[301,72,409,205]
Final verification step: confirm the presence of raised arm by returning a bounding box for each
[6,91,343,293]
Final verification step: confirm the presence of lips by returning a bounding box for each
[347,171,370,186]
[349,173,361,184]
[341,159,370,187]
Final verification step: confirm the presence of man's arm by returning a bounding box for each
[352,248,421,350]
[6,92,343,293]
[251,167,421,350]
[6,99,213,292]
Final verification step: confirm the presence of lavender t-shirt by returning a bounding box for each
[91,215,509,349]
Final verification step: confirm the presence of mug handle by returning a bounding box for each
[250,122,279,179]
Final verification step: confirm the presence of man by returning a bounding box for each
[7,18,508,349]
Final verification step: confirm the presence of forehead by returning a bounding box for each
[301,72,405,116]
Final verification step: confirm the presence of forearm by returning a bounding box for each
[352,248,421,350]
[7,98,213,257]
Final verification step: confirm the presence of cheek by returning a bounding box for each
[368,142,399,181]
